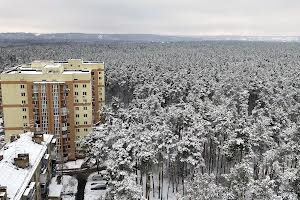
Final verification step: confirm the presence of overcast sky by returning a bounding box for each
[0,0,299,36]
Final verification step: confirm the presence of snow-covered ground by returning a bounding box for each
[49,175,78,200]
[63,159,85,169]
[56,159,85,171]
[84,172,107,200]
[139,170,180,200]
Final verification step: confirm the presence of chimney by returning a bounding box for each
[14,153,30,168]
[10,135,20,142]
[32,132,44,144]
[0,186,7,200]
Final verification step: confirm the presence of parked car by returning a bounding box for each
[90,181,107,190]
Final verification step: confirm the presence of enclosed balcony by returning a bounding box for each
[61,126,68,131]
[60,107,68,116]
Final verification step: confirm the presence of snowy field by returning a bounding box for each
[84,172,107,200]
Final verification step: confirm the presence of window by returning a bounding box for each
[83,84,86,88]
[23,115,27,119]
[21,93,26,97]
[91,72,94,75]
[75,107,79,110]
[84,128,88,132]
[84,114,87,117]
[21,100,26,104]
[75,92,78,95]
[76,122,79,125]
[77,143,80,147]
[83,107,87,110]
[68,145,71,148]
[76,114,79,118]
[76,129,80,132]
[23,123,27,127]
[74,84,78,88]
[75,99,79,103]
[22,108,27,112]
[98,77,101,79]
[20,84,25,89]
[84,121,87,124]
[98,71,101,74]
[83,92,87,95]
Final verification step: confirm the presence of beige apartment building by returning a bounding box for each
[0,59,105,160]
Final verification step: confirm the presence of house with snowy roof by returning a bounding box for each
[0,132,56,200]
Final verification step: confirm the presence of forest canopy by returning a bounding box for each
[1,41,300,199]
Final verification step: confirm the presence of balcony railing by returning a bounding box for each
[60,107,68,116]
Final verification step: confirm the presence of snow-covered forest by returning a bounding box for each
[1,42,300,199]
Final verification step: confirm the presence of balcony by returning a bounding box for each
[60,107,68,116]
[33,88,39,93]
[62,126,68,131]
[40,168,48,184]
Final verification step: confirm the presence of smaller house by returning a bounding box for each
[0,132,56,200]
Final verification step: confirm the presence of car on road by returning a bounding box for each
[90,174,108,190]
[90,182,107,190]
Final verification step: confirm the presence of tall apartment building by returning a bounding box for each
[0,59,105,160]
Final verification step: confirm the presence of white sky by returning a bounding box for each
[0,0,299,36]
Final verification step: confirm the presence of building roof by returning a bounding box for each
[0,132,53,200]
[3,68,91,75]
[48,177,63,198]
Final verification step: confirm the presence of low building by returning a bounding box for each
[0,132,56,200]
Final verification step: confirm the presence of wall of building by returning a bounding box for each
[1,59,105,160]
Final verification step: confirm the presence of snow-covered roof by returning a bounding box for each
[0,132,53,200]
[4,69,90,75]
[62,70,91,74]
[48,185,63,198]
[48,177,63,198]
[44,63,62,68]
[5,70,43,75]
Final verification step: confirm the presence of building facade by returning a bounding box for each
[0,59,105,160]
